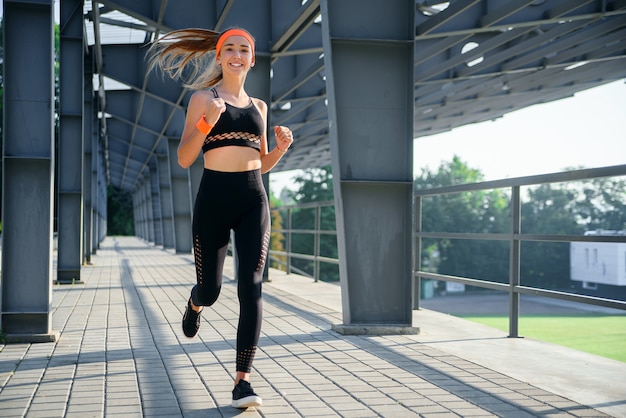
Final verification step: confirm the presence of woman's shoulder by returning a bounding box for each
[190,89,214,100]
[250,97,267,112]
[187,89,215,109]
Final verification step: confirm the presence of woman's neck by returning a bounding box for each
[218,78,246,99]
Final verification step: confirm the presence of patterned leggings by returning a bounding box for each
[190,168,270,373]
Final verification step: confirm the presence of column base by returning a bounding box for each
[56,269,82,284]
[332,323,420,336]
[54,279,84,285]
[2,331,60,344]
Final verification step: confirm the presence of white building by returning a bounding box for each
[570,230,626,289]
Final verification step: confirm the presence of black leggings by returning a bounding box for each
[190,168,270,373]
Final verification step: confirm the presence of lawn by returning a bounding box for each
[459,314,626,363]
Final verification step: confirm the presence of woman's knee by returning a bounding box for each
[191,283,221,306]
[237,272,262,304]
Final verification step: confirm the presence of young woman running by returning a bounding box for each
[149,27,293,409]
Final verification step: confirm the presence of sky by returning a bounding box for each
[270,79,626,194]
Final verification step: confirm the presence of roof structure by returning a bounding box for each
[4,0,626,341]
[83,0,626,192]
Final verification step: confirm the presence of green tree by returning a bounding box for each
[414,158,626,293]
[520,174,626,290]
[520,183,582,289]
[414,156,510,289]
[289,165,334,203]
[107,185,134,235]
[576,176,626,231]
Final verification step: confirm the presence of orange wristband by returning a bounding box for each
[196,115,213,135]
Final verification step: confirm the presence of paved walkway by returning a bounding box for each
[1,236,625,417]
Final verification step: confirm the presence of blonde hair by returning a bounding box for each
[147,28,222,90]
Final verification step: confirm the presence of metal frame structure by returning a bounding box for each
[2,0,626,340]
[267,164,626,337]
[412,164,626,336]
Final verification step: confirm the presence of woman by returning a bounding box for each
[149,27,293,409]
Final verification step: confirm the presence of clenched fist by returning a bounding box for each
[204,97,227,126]
[274,125,293,152]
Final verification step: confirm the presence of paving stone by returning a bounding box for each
[0,237,617,418]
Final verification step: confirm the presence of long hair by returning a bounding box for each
[147,28,223,90]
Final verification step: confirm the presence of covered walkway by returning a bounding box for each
[0,236,624,417]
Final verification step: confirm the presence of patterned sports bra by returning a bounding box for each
[201,88,263,153]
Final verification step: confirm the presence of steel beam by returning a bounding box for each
[93,115,106,251]
[144,175,155,243]
[150,164,163,246]
[83,51,95,264]
[1,0,59,342]
[321,0,418,334]
[169,138,192,254]
[157,155,175,249]
[57,0,85,283]
[96,131,108,245]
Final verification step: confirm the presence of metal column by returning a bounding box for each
[83,49,94,264]
[1,0,59,341]
[150,164,163,246]
[132,191,140,239]
[96,134,108,243]
[57,0,85,283]
[169,138,193,254]
[93,122,106,249]
[321,0,418,334]
[157,154,175,249]
[144,175,155,243]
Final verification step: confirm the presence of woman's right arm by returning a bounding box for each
[178,91,209,168]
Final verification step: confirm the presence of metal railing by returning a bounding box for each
[269,200,338,282]
[413,164,626,337]
[269,164,626,337]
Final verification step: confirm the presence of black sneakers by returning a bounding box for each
[182,299,201,338]
[232,380,262,408]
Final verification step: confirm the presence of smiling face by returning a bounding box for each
[216,35,255,74]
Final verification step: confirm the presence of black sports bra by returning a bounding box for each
[202,88,263,153]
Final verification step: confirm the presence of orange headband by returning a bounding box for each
[216,29,255,57]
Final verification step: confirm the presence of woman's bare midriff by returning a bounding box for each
[203,146,261,172]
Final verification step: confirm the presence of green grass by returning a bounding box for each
[459,314,626,363]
